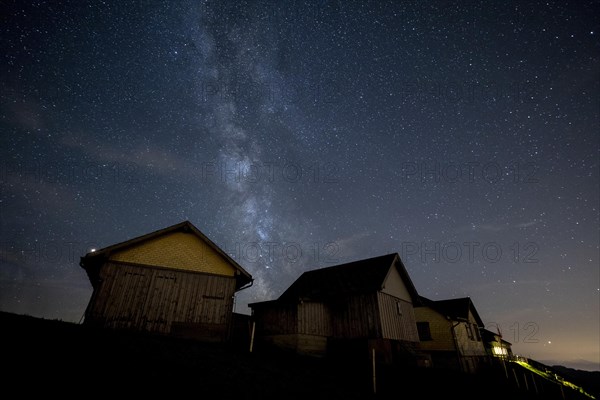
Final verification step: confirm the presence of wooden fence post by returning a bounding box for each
[531,372,538,395]
[372,348,377,394]
[249,321,256,353]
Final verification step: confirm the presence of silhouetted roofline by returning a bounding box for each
[265,252,420,304]
[418,295,484,327]
[480,328,513,346]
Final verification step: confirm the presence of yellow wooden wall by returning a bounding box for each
[109,231,235,276]
[414,306,455,350]
[415,306,487,358]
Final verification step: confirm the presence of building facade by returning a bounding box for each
[80,221,253,341]
[250,253,422,365]
[414,296,488,373]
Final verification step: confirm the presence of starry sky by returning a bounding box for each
[1,0,598,370]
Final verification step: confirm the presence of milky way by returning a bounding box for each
[0,0,598,370]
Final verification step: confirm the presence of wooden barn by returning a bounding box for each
[414,296,488,373]
[249,253,422,365]
[80,221,253,342]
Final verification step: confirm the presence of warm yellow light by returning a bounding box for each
[492,346,508,356]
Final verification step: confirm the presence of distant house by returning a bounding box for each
[80,221,253,342]
[481,328,513,359]
[249,253,422,365]
[414,296,488,373]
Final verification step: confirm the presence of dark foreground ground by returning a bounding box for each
[1,312,596,399]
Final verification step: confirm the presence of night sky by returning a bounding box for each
[1,1,598,370]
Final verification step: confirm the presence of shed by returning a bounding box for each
[80,221,252,341]
[250,253,422,364]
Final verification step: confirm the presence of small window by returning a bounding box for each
[465,323,474,340]
[474,325,482,341]
[417,322,432,341]
[396,302,403,316]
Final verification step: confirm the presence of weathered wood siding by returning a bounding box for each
[453,320,487,357]
[296,334,328,356]
[331,293,381,339]
[252,303,297,335]
[85,261,236,340]
[260,334,328,357]
[377,292,419,342]
[297,302,332,336]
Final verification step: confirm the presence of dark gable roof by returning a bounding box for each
[79,220,252,290]
[276,253,420,303]
[481,328,513,346]
[418,296,485,327]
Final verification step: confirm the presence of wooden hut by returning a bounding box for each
[80,221,253,341]
[414,296,488,373]
[249,253,421,364]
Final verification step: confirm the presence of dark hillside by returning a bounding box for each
[0,312,593,399]
[553,365,600,399]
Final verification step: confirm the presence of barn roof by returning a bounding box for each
[79,220,253,290]
[418,296,485,327]
[274,253,420,303]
